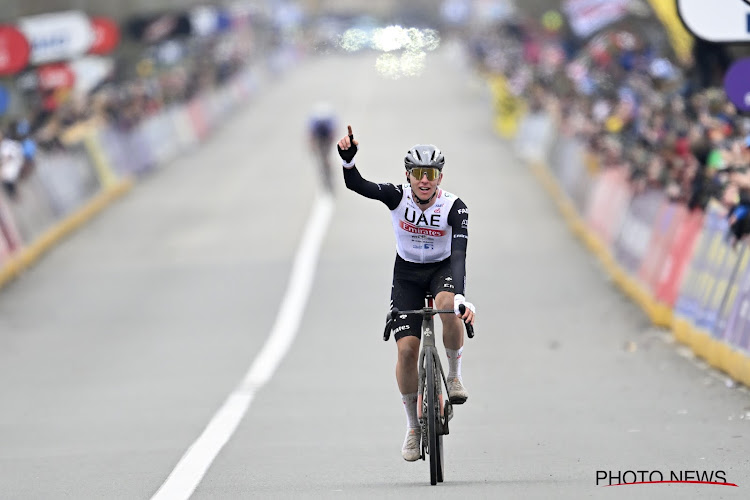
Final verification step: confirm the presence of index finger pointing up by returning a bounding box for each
[347,125,353,139]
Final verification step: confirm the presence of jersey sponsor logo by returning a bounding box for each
[434,207,440,213]
[392,324,411,334]
[453,234,468,239]
[457,208,468,214]
[404,207,441,226]
[400,220,446,237]
[461,219,468,228]
[413,242,434,250]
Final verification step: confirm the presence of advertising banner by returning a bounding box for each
[584,166,631,248]
[696,232,735,332]
[655,209,704,306]
[612,189,665,275]
[141,113,180,166]
[37,62,75,90]
[673,217,713,321]
[187,97,209,141]
[5,173,58,243]
[88,17,120,55]
[97,125,154,177]
[694,208,731,330]
[563,0,631,38]
[0,25,31,75]
[35,147,101,217]
[714,246,750,341]
[18,11,95,65]
[673,204,726,323]
[169,105,198,151]
[638,202,686,294]
[0,191,23,252]
[550,136,592,212]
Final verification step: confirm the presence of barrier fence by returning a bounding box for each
[513,110,750,387]
[0,49,293,290]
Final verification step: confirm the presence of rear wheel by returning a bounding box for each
[425,350,443,485]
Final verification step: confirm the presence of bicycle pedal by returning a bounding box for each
[444,402,454,422]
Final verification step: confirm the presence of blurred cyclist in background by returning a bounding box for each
[308,101,337,193]
[338,125,476,462]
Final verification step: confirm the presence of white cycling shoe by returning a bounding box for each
[401,428,421,462]
[447,377,468,404]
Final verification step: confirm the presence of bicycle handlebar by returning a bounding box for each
[383,305,475,341]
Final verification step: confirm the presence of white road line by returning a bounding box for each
[151,193,334,500]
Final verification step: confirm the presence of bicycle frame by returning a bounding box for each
[416,296,449,428]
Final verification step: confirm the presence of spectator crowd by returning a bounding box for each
[467,13,750,242]
[0,9,273,202]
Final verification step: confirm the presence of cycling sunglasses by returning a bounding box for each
[408,167,441,181]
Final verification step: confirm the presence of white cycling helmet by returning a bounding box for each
[404,144,445,170]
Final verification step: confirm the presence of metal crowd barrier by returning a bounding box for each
[0,55,288,289]
[513,110,750,386]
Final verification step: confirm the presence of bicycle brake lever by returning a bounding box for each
[458,304,475,338]
[383,308,401,341]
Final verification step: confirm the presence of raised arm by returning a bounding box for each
[338,125,402,210]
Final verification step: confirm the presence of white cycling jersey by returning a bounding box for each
[390,183,459,264]
[342,165,469,294]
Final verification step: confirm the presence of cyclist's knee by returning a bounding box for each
[396,336,420,363]
[435,291,454,311]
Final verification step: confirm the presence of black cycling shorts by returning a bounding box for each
[389,255,456,341]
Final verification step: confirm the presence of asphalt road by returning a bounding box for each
[1,44,749,499]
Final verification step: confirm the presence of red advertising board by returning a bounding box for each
[655,209,705,306]
[0,25,31,75]
[638,202,687,294]
[37,63,75,90]
[89,17,120,55]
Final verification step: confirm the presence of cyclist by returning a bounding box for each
[308,102,337,193]
[337,125,476,462]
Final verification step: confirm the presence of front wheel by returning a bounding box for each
[425,350,443,485]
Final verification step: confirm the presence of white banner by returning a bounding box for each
[18,11,95,65]
[678,0,750,42]
[69,56,113,95]
[564,0,631,38]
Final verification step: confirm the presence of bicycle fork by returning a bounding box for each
[417,311,446,422]
[417,351,446,420]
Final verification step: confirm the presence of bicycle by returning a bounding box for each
[383,295,475,485]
